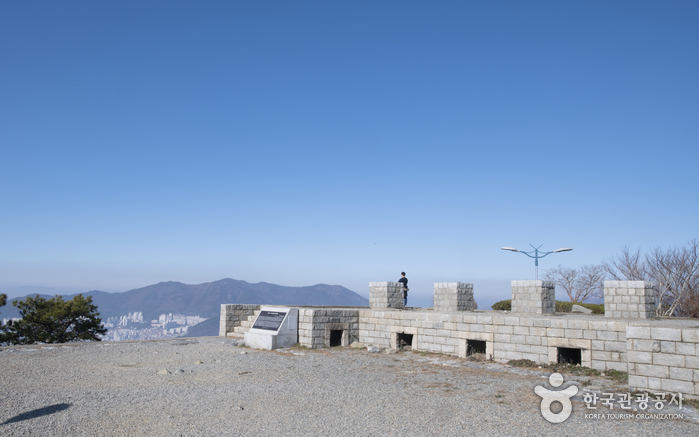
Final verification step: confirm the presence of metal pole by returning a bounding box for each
[501,245,572,280]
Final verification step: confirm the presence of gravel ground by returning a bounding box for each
[1,337,698,436]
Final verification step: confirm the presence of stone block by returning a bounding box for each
[531,345,548,355]
[564,329,583,339]
[597,331,618,341]
[628,351,653,364]
[592,350,612,361]
[653,353,685,367]
[547,328,564,337]
[591,360,606,371]
[498,325,514,334]
[669,367,694,382]
[627,326,651,340]
[510,335,526,345]
[526,336,541,345]
[583,330,597,340]
[505,351,523,360]
[676,342,696,356]
[633,340,661,353]
[606,361,628,372]
[515,343,532,353]
[651,327,682,341]
[567,319,589,330]
[494,334,512,343]
[529,327,546,336]
[635,364,669,379]
[661,341,676,354]
[497,342,517,352]
[591,340,605,350]
[661,379,695,395]
[550,319,568,329]
[532,318,551,328]
[682,329,699,343]
[513,326,529,335]
[648,377,662,390]
[605,341,626,352]
[629,375,648,389]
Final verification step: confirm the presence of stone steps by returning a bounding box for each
[231,310,262,338]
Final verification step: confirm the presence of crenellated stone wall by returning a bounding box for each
[511,280,555,314]
[369,282,404,309]
[298,308,360,348]
[433,282,474,312]
[604,281,656,319]
[220,280,699,398]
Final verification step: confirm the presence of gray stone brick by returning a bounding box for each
[635,364,669,378]
[653,353,685,367]
[651,327,682,341]
[628,351,653,364]
[661,379,695,395]
[669,367,694,382]
[628,375,648,389]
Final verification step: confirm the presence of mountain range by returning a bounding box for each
[0,278,369,336]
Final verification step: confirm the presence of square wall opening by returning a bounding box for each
[329,330,343,347]
[397,333,413,351]
[466,340,487,356]
[557,347,582,365]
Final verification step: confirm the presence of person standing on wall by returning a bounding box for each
[398,272,408,307]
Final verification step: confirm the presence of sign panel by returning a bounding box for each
[251,310,287,331]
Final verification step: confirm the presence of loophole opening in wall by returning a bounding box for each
[466,340,487,356]
[397,333,413,351]
[329,330,343,347]
[557,347,582,365]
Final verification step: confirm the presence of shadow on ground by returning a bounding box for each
[2,403,72,425]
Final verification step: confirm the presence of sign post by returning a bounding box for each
[244,306,298,350]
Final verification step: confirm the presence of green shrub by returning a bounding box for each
[491,299,603,314]
[556,301,605,314]
[491,299,512,311]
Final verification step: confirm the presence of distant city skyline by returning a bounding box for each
[2,2,698,310]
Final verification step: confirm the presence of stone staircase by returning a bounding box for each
[228,310,261,339]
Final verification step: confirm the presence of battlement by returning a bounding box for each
[220,280,699,399]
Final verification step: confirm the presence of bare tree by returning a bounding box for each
[602,246,646,281]
[543,264,605,303]
[603,239,699,317]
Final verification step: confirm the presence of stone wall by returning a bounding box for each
[298,308,360,348]
[219,280,699,398]
[358,309,628,371]
[604,281,656,319]
[627,323,699,396]
[369,282,404,309]
[433,282,474,312]
[511,280,555,314]
[218,304,260,337]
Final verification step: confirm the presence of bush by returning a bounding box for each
[491,299,604,314]
[556,301,605,314]
[491,299,511,311]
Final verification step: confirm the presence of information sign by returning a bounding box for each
[251,310,287,331]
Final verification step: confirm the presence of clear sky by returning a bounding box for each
[1,1,698,309]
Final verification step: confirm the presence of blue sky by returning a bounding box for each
[1,1,698,309]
